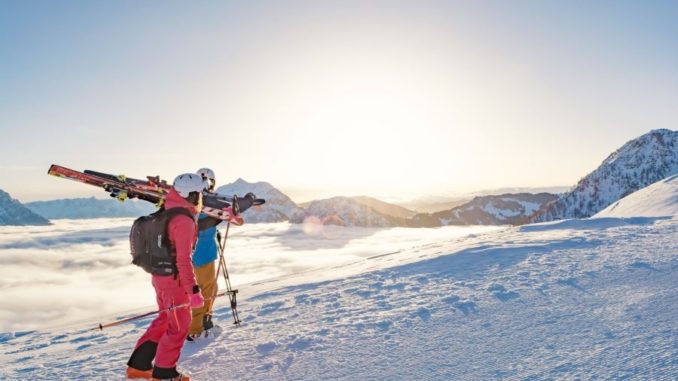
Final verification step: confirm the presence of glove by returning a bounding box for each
[189,287,205,309]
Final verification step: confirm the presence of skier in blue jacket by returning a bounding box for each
[187,168,221,338]
[188,168,258,339]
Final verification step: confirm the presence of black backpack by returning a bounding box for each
[130,207,196,275]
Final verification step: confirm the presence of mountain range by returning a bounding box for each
[297,196,408,227]
[411,193,558,227]
[2,129,675,226]
[25,197,155,219]
[401,186,569,213]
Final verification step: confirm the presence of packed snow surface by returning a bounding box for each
[595,174,678,218]
[0,215,676,379]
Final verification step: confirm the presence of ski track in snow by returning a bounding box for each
[1,218,677,380]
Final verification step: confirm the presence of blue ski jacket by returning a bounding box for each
[192,214,219,267]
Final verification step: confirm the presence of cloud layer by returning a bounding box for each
[0,218,496,331]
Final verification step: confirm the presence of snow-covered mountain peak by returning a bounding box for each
[532,129,678,221]
[229,177,268,189]
[217,179,304,223]
[600,128,675,169]
[218,178,274,196]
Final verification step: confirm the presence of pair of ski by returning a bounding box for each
[48,164,265,224]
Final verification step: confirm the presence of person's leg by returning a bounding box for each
[202,260,218,330]
[127,284,168,371]
[152,277,192,378]
[188,261,217,335]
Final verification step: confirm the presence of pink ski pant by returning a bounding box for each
[133,275,191,369]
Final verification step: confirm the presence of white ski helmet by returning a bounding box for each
[173,173,205,198]
[196,167,216,191]
[197,168,215,181]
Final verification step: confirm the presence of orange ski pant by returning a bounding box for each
[189,261,217,335]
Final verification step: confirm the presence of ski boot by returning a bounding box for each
[152,375,190,381]
[152,366,190,381]
[127,341,157,379]
[203,314,214,331]
[186,314,215,342]
[126,366,153,379]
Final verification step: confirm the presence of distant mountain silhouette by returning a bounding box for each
[25,197,155,219]
[0,189,50,225]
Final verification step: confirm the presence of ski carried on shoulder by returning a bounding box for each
[48,164,265,224]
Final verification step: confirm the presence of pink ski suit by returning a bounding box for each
[130,188,199,373]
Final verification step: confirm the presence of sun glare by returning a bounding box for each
[225,43,477,195]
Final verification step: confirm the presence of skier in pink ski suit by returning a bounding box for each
[127,174,206,381]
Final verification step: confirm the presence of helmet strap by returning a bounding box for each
[186,191,202,206]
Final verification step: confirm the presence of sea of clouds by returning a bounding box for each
[0,218,499,332]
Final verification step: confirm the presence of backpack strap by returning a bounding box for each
[159,208,197,250]
[198,215,221,231]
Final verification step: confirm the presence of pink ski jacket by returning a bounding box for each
[157,188,199,295]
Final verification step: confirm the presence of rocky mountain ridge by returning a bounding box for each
[531,129,678,222]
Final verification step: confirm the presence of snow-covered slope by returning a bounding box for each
[595,174,678,218]
[1,216,675,380]
[411,193,557,227]
[0,189,49,226]
[25,197,155,219]
[532,129,678,222]
[301,196,406,227]
[217,179,305,223]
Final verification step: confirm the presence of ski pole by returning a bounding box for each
[216,222,241,326]
[93,292,229,331]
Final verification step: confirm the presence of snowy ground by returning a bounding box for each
[0,216,676,380]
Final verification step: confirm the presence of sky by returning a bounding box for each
[1,0,677,203]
